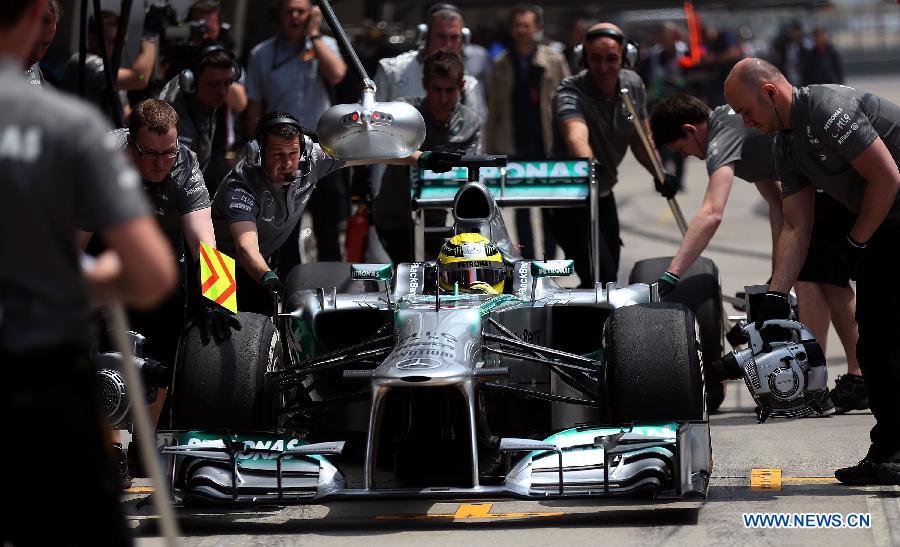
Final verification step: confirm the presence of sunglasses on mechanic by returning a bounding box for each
[131,139,178,160]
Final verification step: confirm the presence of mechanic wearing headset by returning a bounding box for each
[211,112,458,314]
[724,58,900,485]
[650,93,865,415]
[1,1,177,541]
[552,22,676,287]
[159,45,240,188]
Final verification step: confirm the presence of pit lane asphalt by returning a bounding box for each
[121,75,900,546]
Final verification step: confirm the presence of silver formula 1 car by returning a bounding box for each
[159,156,712,505]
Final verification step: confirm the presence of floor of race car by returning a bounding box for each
[120,379,900,546]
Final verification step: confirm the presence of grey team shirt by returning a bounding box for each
[0,60,150,353]
[108,129,210,255]
[553,69,648,193]
[776,84,900,223]
[212,143,344,259]
[706,105,777,182]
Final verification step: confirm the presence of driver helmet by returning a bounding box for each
[437,232,506,294]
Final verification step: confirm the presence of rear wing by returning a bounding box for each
[411,159,596,208]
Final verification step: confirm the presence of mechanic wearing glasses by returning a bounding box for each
[552,22,673,288]
[82,100,238,485]
[724,58,900,485]
[211,111,457,315]
[650,93,865,415]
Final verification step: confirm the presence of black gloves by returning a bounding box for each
[142,3,172,39]
[418,150,462,173]
[196,302,241,345]
[654,172,679,199]
[832,234,866,281]
[260,271,283,297]
[657,271,680,298]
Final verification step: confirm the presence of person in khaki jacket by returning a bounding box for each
[485,4,569,259]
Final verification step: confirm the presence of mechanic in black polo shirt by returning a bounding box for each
[725,58,900,485]
[1,2,178,542]
[552,22,675,287]
[212,111,459,314]
[650,93,865,414]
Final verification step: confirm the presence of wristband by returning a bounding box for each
[308,33,323,41]
[847,234,866,249]
[661,271,680,285]
[260,271,279,285]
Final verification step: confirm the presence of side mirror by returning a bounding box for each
[531,260,575,278]
[350,263,393,282]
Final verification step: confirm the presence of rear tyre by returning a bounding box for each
[171,312,280,431]
[605,303,705,422]
[629,257,726,412]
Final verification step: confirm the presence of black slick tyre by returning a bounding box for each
[629,256,726,412]
[171,312,280,431]
[605,303,706,422]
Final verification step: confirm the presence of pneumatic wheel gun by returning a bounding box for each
[711,320,829,423]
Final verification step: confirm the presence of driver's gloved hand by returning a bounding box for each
[196,301,241,345]
[831,234,866,281]
[657,271,679,298]
[752,290,792,342]
[142,3,172,39]
[653,172,679,199]
[260,271,283,297]
[418,150,462,173]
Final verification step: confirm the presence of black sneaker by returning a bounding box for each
[878,450,900,485]
[114,443,133,490]
[835,445,890,485]
[831,374,869,414]
[812,389,836,417]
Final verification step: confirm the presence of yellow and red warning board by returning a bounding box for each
[199,242,237,314]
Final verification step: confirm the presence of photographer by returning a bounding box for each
[61,7,162,123]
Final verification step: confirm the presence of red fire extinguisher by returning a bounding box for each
[345,204,369,262]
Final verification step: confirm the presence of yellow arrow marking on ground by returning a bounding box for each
[376,503,564,521]
[751,468,839,491]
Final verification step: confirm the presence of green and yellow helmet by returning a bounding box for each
[437,232,506,294]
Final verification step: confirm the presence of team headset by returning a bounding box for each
[178,44,242,94]
[415,3,472,47]
[579,27,640,69]
[245,116,314,181]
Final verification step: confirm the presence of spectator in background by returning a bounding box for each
[185,0,248,191]
[374,3,486,120]
[23,0,59,86]
[562,19,589,75]
[485,4,569,259]
[158,46,239,193]
[373,50,482,263]
[244,0,347,261]
[771,20,807,86]
[62,8,161,123]
[701,24,743,106]
[802,27,844,85]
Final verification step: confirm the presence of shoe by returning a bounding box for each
[835,445,890,485]
[878,450,900,485]
[831,374,869,414]
[114,443,133,490]
[812,388,836,417]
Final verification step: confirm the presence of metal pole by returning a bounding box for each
[620,88,689,235]
[316,0,375,89]
[105,304,181,546]
[78,0,88,97]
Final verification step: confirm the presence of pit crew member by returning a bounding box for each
[650,93,863,413]
[552,22,672,287]
[1,0,177,541]
[211,111,459,314]
[725,58,900,484]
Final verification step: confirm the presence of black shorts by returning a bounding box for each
[797,192,857,287]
